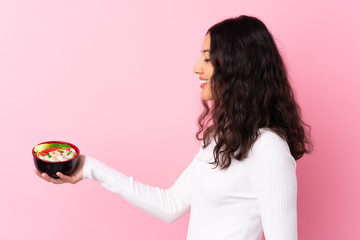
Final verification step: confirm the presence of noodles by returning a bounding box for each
[34,143,77,162]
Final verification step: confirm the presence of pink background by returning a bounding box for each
[0,0,359,239]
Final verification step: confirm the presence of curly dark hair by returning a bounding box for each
[196,15,313,169]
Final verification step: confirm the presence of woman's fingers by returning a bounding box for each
[34,169,42,178]
[42,172,65,184]
[56,172,78,184]
[34,155,85,184]
[34,169,66,184]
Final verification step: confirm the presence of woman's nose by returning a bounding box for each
[193,59,202,74]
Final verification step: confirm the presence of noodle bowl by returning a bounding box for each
[33,141,80,178]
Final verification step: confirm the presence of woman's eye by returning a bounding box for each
[204,59,211,62]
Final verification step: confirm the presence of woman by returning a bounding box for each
[35,15,313,240]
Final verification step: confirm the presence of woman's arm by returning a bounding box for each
[251,137,298,240]
[82,147,201,223]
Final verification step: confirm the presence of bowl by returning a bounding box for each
[32,141,80,179]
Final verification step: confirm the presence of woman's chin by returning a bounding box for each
[201,90,213,100]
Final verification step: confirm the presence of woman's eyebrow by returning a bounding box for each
[200,49,210,53]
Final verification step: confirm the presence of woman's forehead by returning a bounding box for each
[202,34,211,49]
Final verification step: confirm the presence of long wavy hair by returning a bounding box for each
[196,15,313,169]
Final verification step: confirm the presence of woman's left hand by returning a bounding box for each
[34,154,86,184]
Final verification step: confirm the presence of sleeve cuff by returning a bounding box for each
[82,155,97,180]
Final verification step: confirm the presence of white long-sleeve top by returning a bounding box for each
[83,128,297,240]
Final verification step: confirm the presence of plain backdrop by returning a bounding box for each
[0,0,359,239]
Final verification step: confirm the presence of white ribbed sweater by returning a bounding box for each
[83,128,297,240]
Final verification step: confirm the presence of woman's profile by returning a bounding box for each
[35,15,313,240]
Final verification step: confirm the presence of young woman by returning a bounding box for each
[35,15,313,240]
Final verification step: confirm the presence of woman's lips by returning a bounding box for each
[200,82,209,88]
[199,77,209,88]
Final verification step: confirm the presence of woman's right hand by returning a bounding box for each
[34,154,86,184]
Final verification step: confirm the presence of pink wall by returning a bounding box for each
[0,0,359,239]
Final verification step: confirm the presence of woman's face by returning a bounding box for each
[193,33,214,101]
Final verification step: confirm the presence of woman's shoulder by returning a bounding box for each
[253,127,289,150]
[250,127,296,169]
